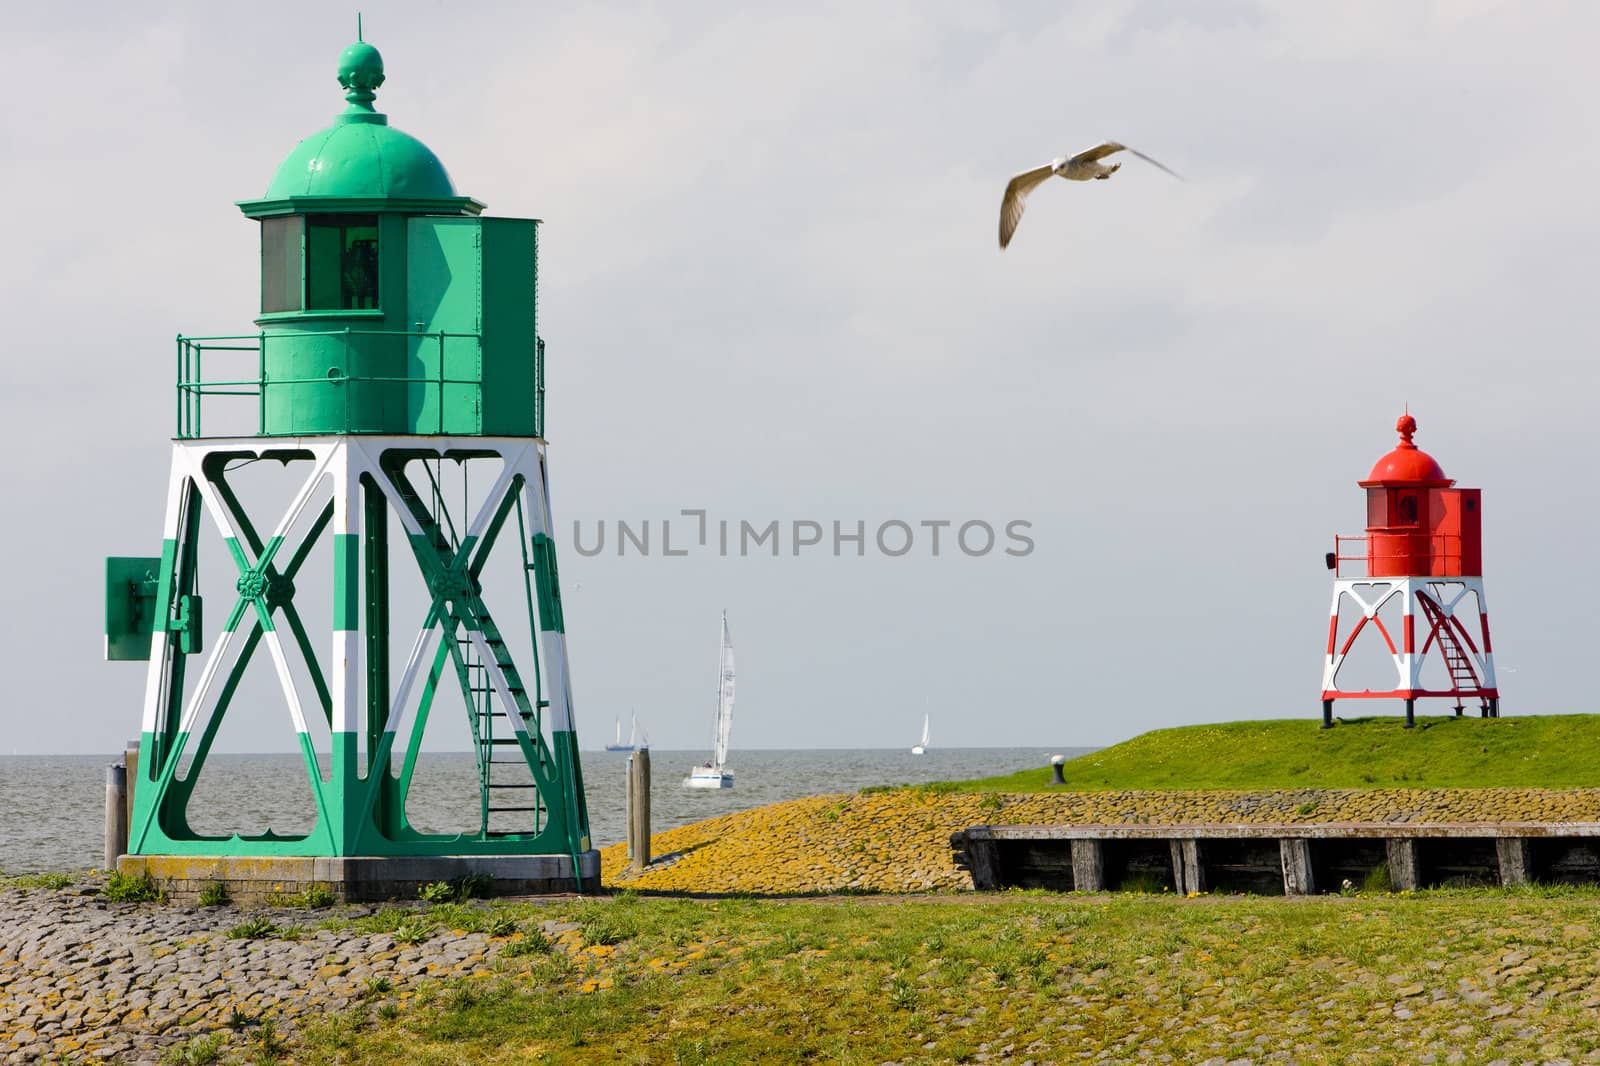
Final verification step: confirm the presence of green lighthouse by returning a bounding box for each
[107,36,595,897]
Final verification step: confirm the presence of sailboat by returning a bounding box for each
[911,714,930,755]
[604,711,641,752]
[684,612,735,789]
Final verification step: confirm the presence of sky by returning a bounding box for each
[2,0,1599,755]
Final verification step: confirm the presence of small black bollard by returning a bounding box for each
[1050,755,1066,786]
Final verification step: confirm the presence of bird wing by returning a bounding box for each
[1071,141,1183,180]
[998,163,1057,249]
[1070,141,1128,163]
[1123,147,1183,181]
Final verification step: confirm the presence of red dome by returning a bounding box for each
[1359,413,1453,487]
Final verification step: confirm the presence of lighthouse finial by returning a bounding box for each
[337,32,385,115]
[1396,409,1417,448]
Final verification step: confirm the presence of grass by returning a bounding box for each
[283,890,1600,1064]
[0,871,74,890]
[226,917,281,940]
[102,870,164,903]
[944,714,1600,792]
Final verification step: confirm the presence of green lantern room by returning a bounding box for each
[181,39,545,440]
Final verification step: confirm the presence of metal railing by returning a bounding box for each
[1328,532,1465,579]
[175,328,546,439]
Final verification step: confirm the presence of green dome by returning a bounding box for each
[264,120,457,199]
[241,38,481,215]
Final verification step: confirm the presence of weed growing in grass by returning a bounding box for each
[486,913,518,938]
[376,1001,400,1021]
[197,881,230,907]
[3,872,73,890]
[418,881,456,904]
[578,906,639,946]
[226,1007,255,1031]
[350,906,410,934]
[246,1020,287,1064]
[887,974,918,1011]
[1363,863,1393,894]
[363,975,393,998]
[160,1033,227,1065]
[103,871,163,903]
[454,873,493,900]
[226,917,280,940]
[393,916,438,945]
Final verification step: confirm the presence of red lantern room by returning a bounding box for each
[1321,413,1499,728]
[1357,413,1482,579]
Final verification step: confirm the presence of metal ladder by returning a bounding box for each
[1417,593,1488,715]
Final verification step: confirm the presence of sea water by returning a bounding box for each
[0,747,1085,874]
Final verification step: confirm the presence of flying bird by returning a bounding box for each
[998,142,1182,250]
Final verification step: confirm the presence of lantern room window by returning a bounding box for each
[307,215,379,310]
[259,214,380,312]
[260,216,304,313]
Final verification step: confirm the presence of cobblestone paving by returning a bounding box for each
[0,885,565,1064]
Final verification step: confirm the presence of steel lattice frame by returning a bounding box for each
[1321,576,1500,719]
[129,435,591,867]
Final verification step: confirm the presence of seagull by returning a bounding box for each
[998,142,1182,249]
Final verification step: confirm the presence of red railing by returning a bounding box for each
[1328,532,1465,579]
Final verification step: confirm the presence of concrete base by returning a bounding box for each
[117,852,602,904]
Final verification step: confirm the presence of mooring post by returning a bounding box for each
[1070,839,1104,892]
[1050,755,1066,785]
[124,739,140,839]
[1280,838,1316,896]
[627,749,651,870]
[104,763,128,871]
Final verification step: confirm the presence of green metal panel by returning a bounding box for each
[405,216,541,437]
[406,217,483,434]
[479,218,540,436]
[105,557,161,661]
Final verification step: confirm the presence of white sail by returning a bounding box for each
[713,612,735,768]
[919,714,930,748]
[628,711,639,747]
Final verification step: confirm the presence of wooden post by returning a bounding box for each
[1069,839,1103,892]
[124,739,140,839]
[1496,838,1532,886]
[963,834,1000,890]
[1170,839,1206,895]
[104,763,128,871]
[627,749,651,871]
[1386,838,1420,891]
[1280,838,1316,896]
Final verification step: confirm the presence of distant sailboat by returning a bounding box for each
[605,711,642,752]
[685,612,735,789]
[911,714,930,756]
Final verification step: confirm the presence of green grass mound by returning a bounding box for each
[952,715,1600,792]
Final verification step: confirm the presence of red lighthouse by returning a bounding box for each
[1321,413,1499,728]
